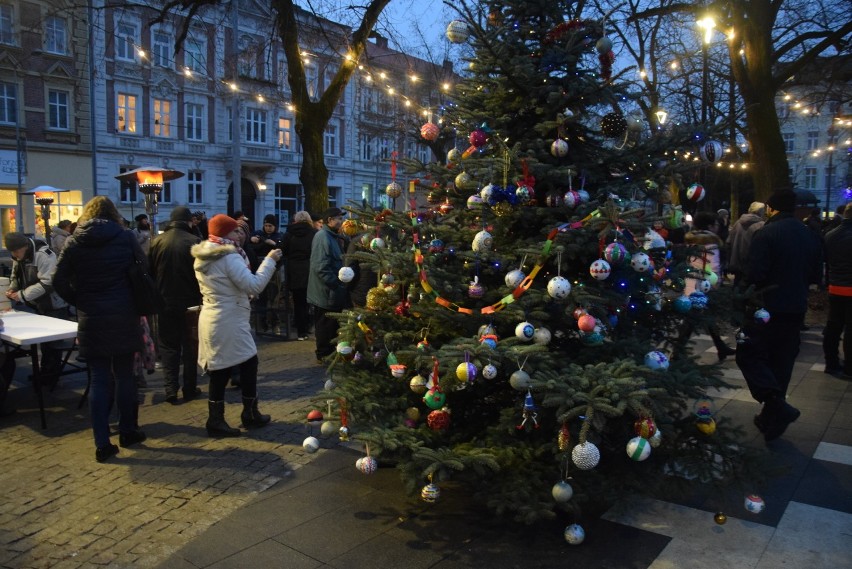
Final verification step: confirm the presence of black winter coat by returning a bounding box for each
[745,212,822,314]
[53,219,143,358]
[280,222,316,290]
[824,219,852,290]
[148,221,202,309]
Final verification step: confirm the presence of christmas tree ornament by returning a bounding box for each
[356,455,378,475]
[370,237,386,250]
[406,407,420,421]
[307,409,323,424]
[644,350,669,370]
[590,259,611,280]
[424,387,446,409]
[563,524,585,545]
[572,441,601,470]
[688,291,708,309]
[427,407,451,431]
[696,279,712,293]
[455,171,474,190]
[551,138,569,157]
[576,189,590,203]
[581,330,605,346]
[463,128,488,158]
[686,183,706,202]
[509,369,531,391]
[596,36,613,54]
[482,363,498,379]
[455,357,477,382]
[492,201,514,217]
[338,425,350,441]
[410,375,428,394]
[366,287,392,310]
[515,185,534,205]
[381,273,395,286]
[466,194,483,208]
[421,481,441,503]
[601,112,627,138]
[694,398,716,434]
[505,268,526,288]
[754,308,771,324]
[472,230,493,253]
[552,480,574,503]
[572,307,588,320]
[390,364,407,378]
[673,295,692,313]
[700,140,723,163]
[302,436,320,453]
[634,417,657,439]
[341,218,359,236]
[630,252,653,272]
[744,495,765,514]
[338,266,355,283]
[320,420,337,437]
[604,242,629,265]
[427,190,443,204]
[427,239,444,253]
[533,327,551,345]
[558,422,571,451]
[714,512,728,525]
[480,331,499,349]
[386,181,403,199]
[420,122,440,142]
[547,276,571,299]
[696,418,716,435]
[468,276,484,298]
[447,148,462,163]
[446,20,470,43]
[545,191,563,207]
[626,436,651,461]
[649,429,662,448]
[563,189,581,208]
[704,269,719,287]
[336,341,354,360]
[480,183,494,202]
[323,378,335,390]
[516,390,540,429]
[577,314,596,333]
[515,321,535,340]
[417,338,430,351]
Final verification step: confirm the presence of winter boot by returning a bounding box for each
[206,400,240,437]
[241,397,271,428]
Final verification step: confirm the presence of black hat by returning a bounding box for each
[4,232,29,251]
[767,189,796,213]
[321,207,345,220]
[135,213,148,222]
[170,206,193,222]
[263,213,278,226]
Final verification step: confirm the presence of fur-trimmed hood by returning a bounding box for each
[685,229,723,248]
[191,241,237,274]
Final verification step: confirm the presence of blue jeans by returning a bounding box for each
[88,354,137,448]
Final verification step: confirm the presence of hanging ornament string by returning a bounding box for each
[390,151,398,184]
[556,249,563,277]
[503,150,510,188]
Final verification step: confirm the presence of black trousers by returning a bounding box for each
[291,288,310,337]
[312,306,339,360]
[823,294,852,373]
[157,306,198,397]
[735,312,804,403]
[208,356,258,401]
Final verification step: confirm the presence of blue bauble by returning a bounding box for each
[688,291,708,310]
[673,296,692,313]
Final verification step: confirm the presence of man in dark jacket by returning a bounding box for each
[250,214,284,331]
[149,207,202,403]
[279,211,317,340]
[823,203,852,380]
[307,207,350,362]
[736,189,822,442]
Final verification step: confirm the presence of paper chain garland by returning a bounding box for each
[410,214,593,315]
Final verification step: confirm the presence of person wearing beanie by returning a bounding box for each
[249,213,284,332]
[822,203,852,380]
[307,207,351,362]
[279,211,317,340]
[53,196,147,462]
[726,202,766,285]
[134,213,152,255]
[148,206,203,404]
[736,188,822,442]
[191,214,283,436]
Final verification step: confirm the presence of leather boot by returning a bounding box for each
[241,397,271,428]
[206,400,240,437]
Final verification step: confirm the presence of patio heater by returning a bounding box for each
[115,167,185,234]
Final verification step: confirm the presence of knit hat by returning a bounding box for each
[135,213,148,222]
[263,214,278,226]
[207,214,239,238]
[236,218,251,235]
[767,189,796,213]
[170,206,193,223]
[4,232,29,251]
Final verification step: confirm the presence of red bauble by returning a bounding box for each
[577,314,597,332]
[572,307,588,320]
[634,417,657,439]
[427,409,451,431]
[394,302,410,317]
[307,410,323,423]
[469,129,488,148]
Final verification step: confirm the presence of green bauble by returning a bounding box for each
[423,388,446,409]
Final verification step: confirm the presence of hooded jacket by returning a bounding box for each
[53,219,143,357]
[191,241,277,372]
[726,213,765,275]
[279,221,316,290]
[9,238,68,314]
[148,220,202,309]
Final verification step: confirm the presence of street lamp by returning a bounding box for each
[19,185,69,243]
[697,16,715,124]
[115,167,185,234]
[655,109,668,127]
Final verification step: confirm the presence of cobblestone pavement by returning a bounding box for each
[0,335,328,569]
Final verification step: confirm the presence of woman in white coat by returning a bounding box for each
[192,214,283,436]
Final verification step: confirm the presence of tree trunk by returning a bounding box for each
[740,89,790,202]
[298,111,330,215]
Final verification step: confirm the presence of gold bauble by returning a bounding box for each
[714,512,727,525]
[366,287,392,311]
[696,418,716,435]
[492,202,514,217]
[341,219,359,236]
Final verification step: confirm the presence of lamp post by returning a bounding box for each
[19,186,69,243]
[115,167,185,235]
[697,16,716,125]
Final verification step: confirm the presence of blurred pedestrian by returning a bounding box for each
[726,202,766,286]
[134,214,152,254]
[250,214,284,331]
[279,211,316,340]
[822,203,852,380]
[50,220,73,251]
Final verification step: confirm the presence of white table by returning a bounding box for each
[1,310,80,429]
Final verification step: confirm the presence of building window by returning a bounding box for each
[44,16,67,54]
[0,4,14,45]
[324,122,338,156]
[153,99,171,137]
[362,86,376,113]
[187,171,203,204]
[782,132,795,153]
[360,134,373,161]
[116,93,137,133]
[278,117,291,150]
[48,89,69,130]
[115,23,137,62]
[378,137,389,160]
[119,166,137,203]
[152,31,171,68]
[185,103,203,141]
[277,57,288,91]
[804,167,817,190]
[0,81,16,124]
[238,35,257,78]
[246,108,266,143]
[378,91,391,115]
[806,131,819,151]
[160,182,172,204]
[184,38,206,73]
[306,63,318,100]
[824,166,836,190]
[274,183,299,226]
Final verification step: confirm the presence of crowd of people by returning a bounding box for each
[0,191,849,460]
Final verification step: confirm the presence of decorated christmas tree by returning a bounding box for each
[318,0,770,530]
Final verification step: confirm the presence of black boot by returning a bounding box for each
[206,400,240,437]
[241,397,271,428]
[762,396,800,442]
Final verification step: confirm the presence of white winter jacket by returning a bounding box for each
[191,241,277,372]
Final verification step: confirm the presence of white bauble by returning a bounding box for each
[626,436,651,461]
[447,148,462,163]
[551,139,569,157]
[480,183,494,202]
[338,266,355,283]
[302,436,320,453]
[446,20,470,43]
[482,364,498,379]
[323,378,335,390]
[320,421,337,437]
[472,230,493,253]
[630,252,652,273]
[551,481,574,503]
[508,369,531,391]
[505,269,526,288]
[696,279,712,293]
[590,259,611,280]
[547,276,571,299]
[356,456,378,474]
[564,524,585,545]
[370,237,386,250]
[744,494,766,514]
[644,350,670,370]
[649,429,662,448]
[571,442,600,470]
[515,322,535,340]
[533,327,551,345]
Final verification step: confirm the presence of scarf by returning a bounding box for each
[208,235,250,269]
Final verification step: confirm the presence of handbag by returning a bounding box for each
[128,242,161,315]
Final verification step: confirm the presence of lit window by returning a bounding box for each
[153,99,171,137]
[278,117,291,150]
[116,93,137,133]
[44,16,67,54]
[48,89,69,129]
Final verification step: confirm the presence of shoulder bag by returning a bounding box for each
[128,239,161,315]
